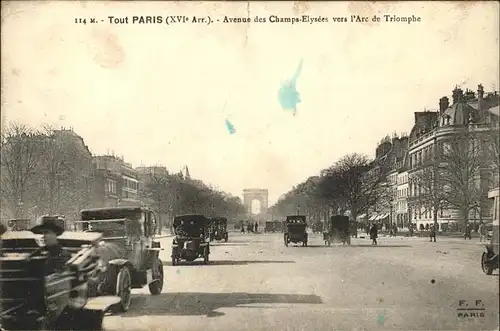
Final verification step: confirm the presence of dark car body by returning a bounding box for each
[171,214,210,265]
[0,231,120,330]
[75,206,164,312]
[323,215,351,246]
[209,217,228,242]
[284,215,308,247]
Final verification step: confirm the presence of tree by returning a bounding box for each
[318,153,390,222]
[0,123,40,218]
[410,158,448,226]
[24,126,92,218]
[140,168,246,226]
[440,128,483,225]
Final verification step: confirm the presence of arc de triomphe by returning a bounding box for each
[242,188,268,215]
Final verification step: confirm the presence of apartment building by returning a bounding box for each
[408,85,499,230]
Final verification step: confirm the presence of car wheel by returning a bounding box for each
[149,259,164,295]
[481,252,493,275]
[114,266,132,312]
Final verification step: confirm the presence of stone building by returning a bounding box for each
[90,155,140,208]
[136,165,171,231]
[408,84,499,230]
[367,134,409,228]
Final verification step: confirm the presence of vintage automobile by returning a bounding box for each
[209,217,228,242]
[6,219,32,232]
[75,206,164,312]
[0,230,121,330]
[482,188,499,275]
[323,215,351,246]
[171,214,210,265]
[264,221,274,233]
[272,221,282,232]
[284,215,308,247]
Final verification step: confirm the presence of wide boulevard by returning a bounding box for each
[104,232,498,331]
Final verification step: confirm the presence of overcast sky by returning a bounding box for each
[2,1,499,205]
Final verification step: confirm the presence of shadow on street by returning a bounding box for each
[210,243,249,247]
[162,260,296,266]
[123,292,323,317]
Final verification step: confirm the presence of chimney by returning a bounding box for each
[439,96,449,113]
[452,87,463,104]
[477,84,484,100]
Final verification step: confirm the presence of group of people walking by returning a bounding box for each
[241,222,258,234]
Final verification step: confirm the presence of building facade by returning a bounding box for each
[396,169,409,228]
[408,85,499,230]
[90,155,140,208]
[367,135,409,228]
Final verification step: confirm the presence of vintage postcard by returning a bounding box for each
[1,1,499,331]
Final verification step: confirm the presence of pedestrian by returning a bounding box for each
[370,223,378,245]
[464,223,472,240]
[254,222,258,233]
[409,224,414,237]
[429,223,436,242]
[478,221,485,242]
[30,216,72,275]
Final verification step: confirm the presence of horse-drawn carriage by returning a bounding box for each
[482,188,499,275]
[0,230,121,330]
[171,214,210,265]
[209,217,228,242]
[75,206,164,312]
[323,215,351,246]
[284,215,308,247]
[264,221,274,233]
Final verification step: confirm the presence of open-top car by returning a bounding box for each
[171,214,210,265]
[209,217,228,242]
[482,188,499,275]
[6,219,32,232]
[0,230,121,330]
[284,215,308,247]
[75,206,164,312]
[323,215,351,246]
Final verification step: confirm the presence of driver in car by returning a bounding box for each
[31,216,72,274]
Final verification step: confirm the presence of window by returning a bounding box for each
[107,179,116,194]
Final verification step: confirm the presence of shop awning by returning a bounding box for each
[369,215,377,221]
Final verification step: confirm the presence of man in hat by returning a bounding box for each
[31,216,72,274]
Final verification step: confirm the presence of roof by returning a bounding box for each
[210,217,227,221]
[173,214,207,224]
[442,102,476,126]
[489,105,499,116]
[286,215,306,223]
[80,206,145,213]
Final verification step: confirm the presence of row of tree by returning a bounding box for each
[0,122,246,225]
[139,170,246,226]
[270,125,499,227]
[269,153,391,224]
[0,123,92,221]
